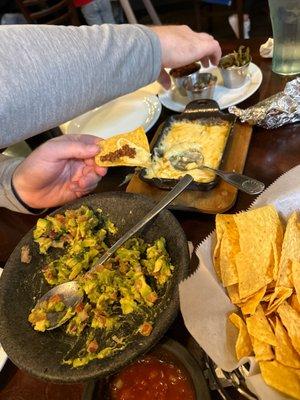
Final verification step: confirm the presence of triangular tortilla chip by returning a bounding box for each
[274,317,300,368]
[95,127,151,167]
[265,286,293,316]
[235,251,268,299]
[246,304,277,346]
[229,313,253,360]
[214,214,239,287]
[250,335,274,361]
[262,292,273,302]
[227,284,241,305]
[241,286,267,316]
[278,301,300,356]
[233,205,281,299]
[277,212,300,288]
[215,214,239,287]
[260,361,300,400]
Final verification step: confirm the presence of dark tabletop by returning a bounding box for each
[0,38,299,400]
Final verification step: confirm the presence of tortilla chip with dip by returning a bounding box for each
[95,127,151,168]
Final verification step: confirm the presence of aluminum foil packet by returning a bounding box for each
[229,77,300,129]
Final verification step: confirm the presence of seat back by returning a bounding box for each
[16,0,80,25]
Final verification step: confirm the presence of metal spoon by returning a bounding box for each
[169,149,265,195]
[34,174,194,330]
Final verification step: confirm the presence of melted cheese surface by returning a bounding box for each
[146,120,230,183]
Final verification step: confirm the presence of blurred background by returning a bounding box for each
[0,0,272,40]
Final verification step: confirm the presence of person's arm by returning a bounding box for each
[0,154,31,213]
[0,24,221,149]
[0,24,161,148]
[0,24,221,213]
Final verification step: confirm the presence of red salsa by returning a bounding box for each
[110,355,196,400]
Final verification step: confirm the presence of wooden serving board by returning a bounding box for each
[126,123,252,214]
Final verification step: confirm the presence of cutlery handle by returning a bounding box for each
[205,167,265,195]
[91,174,193,269]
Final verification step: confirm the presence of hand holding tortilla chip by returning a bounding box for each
[95,127,151,168]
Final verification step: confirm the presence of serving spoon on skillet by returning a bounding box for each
[168,148,265,195]
[33,174,194,330]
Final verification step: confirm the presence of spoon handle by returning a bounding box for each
[205,167,265,195]
[91,174,194,270]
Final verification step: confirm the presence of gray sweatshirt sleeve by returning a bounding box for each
[0,23,162,148]
[0,154,30,213]
[0,23,162,212]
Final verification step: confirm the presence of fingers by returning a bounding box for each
[204,38,222,66]
[48,138,99,161]
[69,174,100,194]
[39,134,104,162]
[57,134,102,146]
[200,56,209,68]
[70,165,104,193]
[94,165,108,177]
[152,25,222,68]
[158,68,171,89]
[195,33,222,66]
[84,159,108,177]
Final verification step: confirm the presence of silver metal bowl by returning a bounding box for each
[183,72,217,101]
[170,64,201,96]
[219,54,251,89]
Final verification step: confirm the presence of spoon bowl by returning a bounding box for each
[35,282,83,330]
[169,148,265,195]
[169,149,204,171]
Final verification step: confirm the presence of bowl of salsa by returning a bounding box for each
[104,338,211,400]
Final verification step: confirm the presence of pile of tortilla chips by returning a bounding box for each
[214,205,300,399]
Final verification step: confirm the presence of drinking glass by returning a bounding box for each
[268,0,300,75]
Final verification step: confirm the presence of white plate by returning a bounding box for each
[63,90,162,139]
[158,62,263,112]
[0,268,8,372]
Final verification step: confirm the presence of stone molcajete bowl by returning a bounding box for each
[0,192,189,383]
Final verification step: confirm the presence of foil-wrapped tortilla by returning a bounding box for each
[229,77,300,129]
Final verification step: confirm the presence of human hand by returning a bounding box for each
[150,25,221,89]
[12,134,107,209]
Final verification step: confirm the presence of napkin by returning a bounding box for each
[179,164,300,400]
[259,38,273,58]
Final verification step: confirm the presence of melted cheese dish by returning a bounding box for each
[145,120,231,183]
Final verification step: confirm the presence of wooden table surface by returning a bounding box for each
[0,38,299,400]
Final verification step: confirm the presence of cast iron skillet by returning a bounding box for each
[0,192,189,383]
[139,99,236,191]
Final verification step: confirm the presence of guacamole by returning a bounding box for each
[29,205,174,367]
